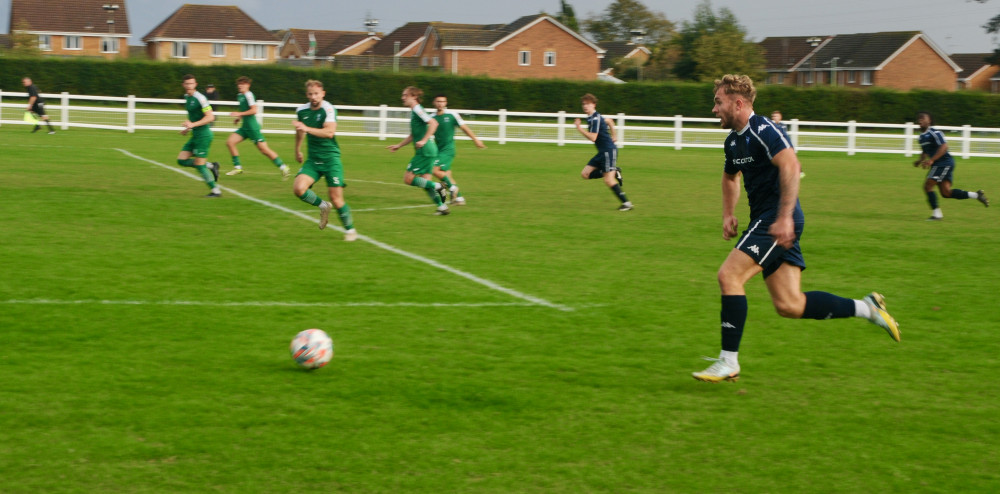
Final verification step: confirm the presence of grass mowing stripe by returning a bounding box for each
[114,148,574,312]
[0,298,570,308]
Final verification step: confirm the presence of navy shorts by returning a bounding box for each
[734,218,806,278]
[586,148,618,174]
[31,102,46,117]
[926,162,954,183]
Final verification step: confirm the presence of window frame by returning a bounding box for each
[211,43,225,57]
[544,51,556,66]
[64,35,82,50]
[518,50,530,66]
[242,44,267,60]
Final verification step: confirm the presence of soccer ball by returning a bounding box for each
[290,329,334,369]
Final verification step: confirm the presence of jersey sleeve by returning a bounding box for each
[588,114,600,134]
[412,104,433,123]
[244,91,257,108]
[723,137,737,174]
[322,102,337,122]
[194,92,212,111]
[450,110,466,126]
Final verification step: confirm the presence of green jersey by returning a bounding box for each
[237,90,261,132]
[296,100,340,157]
[409,104,435,145]
[432,109,466,150]
[185,91,212,137]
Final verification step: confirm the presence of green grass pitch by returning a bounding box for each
[1,124,998,492]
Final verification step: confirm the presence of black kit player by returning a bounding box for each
[692,74,900,383]
[23,77,55,134]
[574,93,633,211]
[914,111,988,220]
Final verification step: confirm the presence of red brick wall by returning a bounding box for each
[441,20,599,81]
[877,38,956,91]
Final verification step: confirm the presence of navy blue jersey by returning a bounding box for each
[774,122,792,147]
[588,111,616,151]
[918,127,955,166]
[25,84,43,103]
[723,113,802,221]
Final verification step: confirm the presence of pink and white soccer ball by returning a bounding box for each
[290,329,334,369]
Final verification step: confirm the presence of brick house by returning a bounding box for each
[950,53,999,91]
[377,14,605,80]
[277,29,381,61]
[142,4,279,65]
[8,0,130,59]
[598,40,651,79]
[761,31,960,91]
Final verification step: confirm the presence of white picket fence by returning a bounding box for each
[4,89,1000,158]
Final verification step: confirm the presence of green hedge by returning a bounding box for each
[4,56,1000,125]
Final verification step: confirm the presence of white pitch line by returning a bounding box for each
[114,149,573,312]
[0,299,544,309]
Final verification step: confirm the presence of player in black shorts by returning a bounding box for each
[692,74,900,383]
[23,77,54,134]
[574,93,632,211]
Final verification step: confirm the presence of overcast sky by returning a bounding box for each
[4,0,999,54]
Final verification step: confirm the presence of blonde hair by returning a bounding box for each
[713,74,756,103]
[305,79,324,90]
[404,86,423,102]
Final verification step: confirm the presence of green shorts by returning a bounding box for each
[235,126,266,143]
[406,141,439,175]
[182,132,213,158]
[298,154,346,188]
[435,145,456,172]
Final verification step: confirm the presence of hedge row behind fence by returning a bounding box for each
[4,57,1000,126]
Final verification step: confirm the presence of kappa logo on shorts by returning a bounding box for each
[748,245,760,255]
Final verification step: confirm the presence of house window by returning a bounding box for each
[848,71,856,83]
[777,73,785,84]
[861,70,873,85]
[421,57,428,66]
[242,44,267,60]
[172,41,188,58]
[519,50,531,66]
[100,37,119,53]
[64,36,82,50]
[38,34,51,51]
[211,43,225,57]
[432,56,440,66]
[544,51,556,66]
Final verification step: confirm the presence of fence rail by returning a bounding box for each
[4,90,1000,158]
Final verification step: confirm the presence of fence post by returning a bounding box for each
[617,113,625,148]
[674,115,683,150]
[847,120,857,156]
[557,111,566,146]
[0,91,4,128]
[61,92,70,130]
[127,95,136,133]
[904,122,914,157]
[498,109,507,145]
[378,104,388,140]
[962,124,971,159]
[257,99,265,127]
[790,119,799,149]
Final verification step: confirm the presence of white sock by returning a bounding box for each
[932,208,943,218]
[719,350,739,367]
[968,191,979,199]
[211,187,221,194]
[854,299,872,319]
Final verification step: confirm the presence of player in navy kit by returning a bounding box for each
[692,75,900,383]
[914,111,988,220]
[574,93,632,211]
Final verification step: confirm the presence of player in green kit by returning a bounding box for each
[292,80,357,241]
[224,76,290,179]
[431,94,486,205]
[386,86,450,215]
[176,74,221,197]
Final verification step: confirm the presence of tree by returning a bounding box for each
[582,0,675,44]
[670,0,763,81]
[975,0,1000,63]
[554,0,580,33]
[6,20,41,57]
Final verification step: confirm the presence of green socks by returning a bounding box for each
[338,204,353,230]
[195,165,216,188]
[298,189,323,207]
